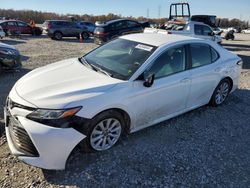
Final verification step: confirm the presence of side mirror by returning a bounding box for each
[209,32,215,36]
[143,74,155,87]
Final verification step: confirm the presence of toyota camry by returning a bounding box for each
[4,33,242,169]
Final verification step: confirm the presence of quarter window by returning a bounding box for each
[211,47,219,62]
[147,46,186,79]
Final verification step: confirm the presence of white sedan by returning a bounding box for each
[4,33,242,169]
[242,29,250,34]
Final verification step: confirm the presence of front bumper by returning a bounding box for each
[4,98,86,170]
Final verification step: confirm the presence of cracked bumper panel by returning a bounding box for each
[6,116,86,170]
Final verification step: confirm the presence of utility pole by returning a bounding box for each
[147,8,149,18]
[158,5,161,18]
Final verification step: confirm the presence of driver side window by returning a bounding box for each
[146,46,186,79]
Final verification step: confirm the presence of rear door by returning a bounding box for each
[17,21,31,34]
[109,21,127,38]
[186,43,221,108]
[125,20,143,35]
[6,21,18,33]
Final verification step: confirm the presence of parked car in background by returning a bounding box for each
[221,27,237,33]
[4,33,242,169]
[0,42,21,73]
[76,21,96,34]
[42,20,90,40]
[139,21,150,29]
[212,27,223,36]
[94,19,143,44]
[0,20,42,36]
[242,28,250,34]
[0,26,5,39]
[144,21,222,44]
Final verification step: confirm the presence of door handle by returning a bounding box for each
[180,78,190,83]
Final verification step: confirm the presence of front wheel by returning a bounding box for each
[210,79,231,106]
[81,110,124,152]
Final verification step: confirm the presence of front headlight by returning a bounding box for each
[27,107,82,120]
[0,48,19,55]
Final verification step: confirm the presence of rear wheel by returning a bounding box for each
[210,79,231,106]
[81,110,124,152]
[81,32,90,40]
[53,31,63,40]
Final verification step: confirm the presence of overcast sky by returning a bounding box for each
[2,0,250,21]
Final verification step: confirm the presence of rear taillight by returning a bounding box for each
[236,60,243,66]
[47,23,52,29]
[95,32,109,36]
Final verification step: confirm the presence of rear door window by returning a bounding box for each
[194,25,203,35]
[127,21,139,28]
[202,25,213,36]
[194,24,213,36]
[7,22,17,26]
[110,21,127,30]
[190,44,214,68]
[17,22,28,27]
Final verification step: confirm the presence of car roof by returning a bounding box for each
[0,20,27,24]
[96,19,128,26]
[45,20,71,22]
[120,33,201,47]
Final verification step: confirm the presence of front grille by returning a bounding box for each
[8,117,39,157]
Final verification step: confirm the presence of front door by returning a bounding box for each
[128,45,191,130]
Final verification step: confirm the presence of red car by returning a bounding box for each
[0,20,42,36]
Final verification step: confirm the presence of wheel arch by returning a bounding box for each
[222,76,233,91]
[93,108,131,134]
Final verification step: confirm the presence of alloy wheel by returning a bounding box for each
[90,118,122,151]
[215,82,230,105]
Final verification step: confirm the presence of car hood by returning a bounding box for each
[15,58,122,109]
[0,42,17,50]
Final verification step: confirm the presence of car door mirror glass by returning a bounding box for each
[143,73,155,87]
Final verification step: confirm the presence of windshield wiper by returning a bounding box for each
[91,64,113,77]
[79,57,98,71]
[79,57,113,77]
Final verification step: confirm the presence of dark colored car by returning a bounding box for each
[42,20,90,40]
[94,19,143,44]
[0,20,42,36]
[191,15,217,28]
[0,42,21,73]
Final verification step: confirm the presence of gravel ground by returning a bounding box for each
[0,34,250,188]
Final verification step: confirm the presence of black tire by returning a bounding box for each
[81,32,90,40]
[53,31,63,40]
[209,79,232,107]
[81,110,125,153]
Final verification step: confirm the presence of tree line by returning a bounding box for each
[0,9,248,28]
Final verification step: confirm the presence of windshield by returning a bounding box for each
[83,38,156,80]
